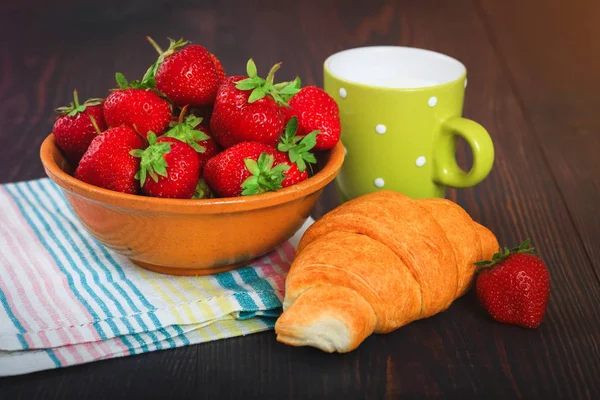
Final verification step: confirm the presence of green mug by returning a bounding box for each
[323,46,494,200]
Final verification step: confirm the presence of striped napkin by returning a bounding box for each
[0,178,312,377]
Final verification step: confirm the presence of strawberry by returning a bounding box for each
[162,106,220,171]
[210,59,301,148]
[273,150,308,188]
[74,125,145,194]
[276,116,318,187]
[209,53,227,83]
[145,37,225,108]
[197,131,220,168]
[285,86,341,150]
[277,116,318,172]
[203,142,289,198]
[103,73,171,138]
[131,133,200,199]
[53,90,107,163]
[475,240,550,328]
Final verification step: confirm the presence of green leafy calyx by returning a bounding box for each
[140,36,189,89]
[55,89,103,117]
[162,106,209,153]
[130,132,171,186]
[114,72,155,91]
[235,59,301,107]
[474,239,536,269]
[277,116,318,172]
[241,153,290,196]
[192,178,214,199]
[112,37,187,91]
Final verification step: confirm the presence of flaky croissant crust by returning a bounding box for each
[275,191,498,353]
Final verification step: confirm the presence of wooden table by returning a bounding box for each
[1,0,599,398]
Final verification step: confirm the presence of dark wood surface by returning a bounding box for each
[1,0,599,398]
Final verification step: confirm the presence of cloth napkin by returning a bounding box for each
[0,178,312,377]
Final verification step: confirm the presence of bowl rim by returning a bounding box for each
[40,133,345,214]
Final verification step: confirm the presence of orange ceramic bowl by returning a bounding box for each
[40,134,344,276]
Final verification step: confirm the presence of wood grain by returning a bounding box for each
[478,0,600,274]
[1,0,599,398]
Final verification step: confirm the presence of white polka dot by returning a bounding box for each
[464,78,468,88]
[375,124,387,134]
[428,96,438,107]
[339,88,347,99]
[344,146,347,156]
[374,178,385,188]
[415,156,426,167]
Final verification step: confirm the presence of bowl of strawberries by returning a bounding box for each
[40,37,344,276]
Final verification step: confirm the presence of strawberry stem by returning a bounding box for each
[72,89,80,108]
[162,111,208,153]
[178,105,189,125]
[265,63,282,85]
[88,115,102,135]
[56,90,103,116]
[146,36,164,55]
[139,37,189,90]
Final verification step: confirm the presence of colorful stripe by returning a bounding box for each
[36,181,166,350]
[214,271,260,310]
[0,286,29,349]
[0,238,66,356]
[42,182,167,330]
[4,184,134,354]
[19,182,148,351]
[0,188,114,358]
[0,178,306,376]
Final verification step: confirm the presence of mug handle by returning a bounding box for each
[432,117,495,188]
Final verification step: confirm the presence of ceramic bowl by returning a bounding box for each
[40,134,344,276]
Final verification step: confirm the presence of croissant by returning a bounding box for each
[275,191,499,353]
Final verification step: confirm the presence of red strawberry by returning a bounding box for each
[475,240,550,328]
[209,53,226,83]
[131,133,200,199]
[145,37,225,108]
[285,86,341,150]
[210,59,301,149]
[53,90,107,163]
[203,142,289,198]
[273,150,308,188]
[162,107,220,171]
[74,126,144,194]
[103,73,171,138]
[275,116,319,187]
[277,117,318,172]
[197,132,220,168]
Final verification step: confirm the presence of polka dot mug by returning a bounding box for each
[324,46,494,200]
